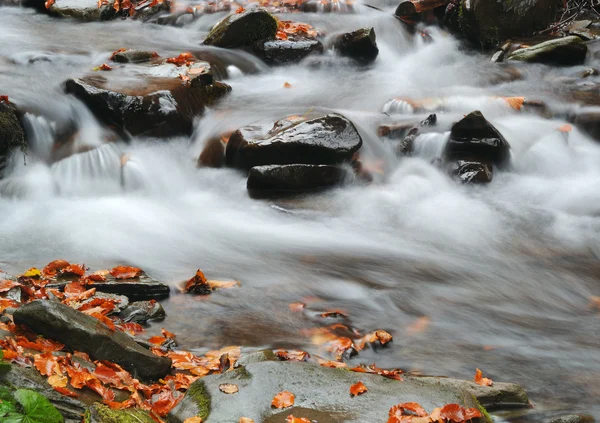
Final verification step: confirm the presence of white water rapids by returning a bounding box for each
[0,5,599,420]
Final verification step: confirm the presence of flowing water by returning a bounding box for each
[1,5,600,421]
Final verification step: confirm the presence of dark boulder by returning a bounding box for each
[168,360,492,423]
[65,63,231,137]
[456,0,559,47]
[548,415,595,423]
[252,39,323,66]
[449,158,493,183]
[247,164,348,198]
[24,0,117,20]
[119,300,166,323]
[13,300,172,380]
[226,114,362,170]
[443,110,511,167]
[198,136,227,168]
[203,9,278,48]
[570,108,600,141]
[331,27,379,64]
[0,101,27,177]
[507,36,588,66]
[112,50,159,64]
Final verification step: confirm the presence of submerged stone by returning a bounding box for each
[168,361,492,423]
[253,38,324,66]
[507,36,588,66]
[203,9,278,48]
[247,164,348,198]
[449,158,493,184]
[332,27,379,64]
[226,114,362,170]
[112,50,159,64]
[13,300,172,380]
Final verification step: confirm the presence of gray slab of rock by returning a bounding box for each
[548,414,596,423]
[26,0,117,20]
[449,158,493,184]
[119,300,166,323]
[203,9,278,48]
[168,361,491,423]
[331,27,379,64]
[65,63,231,137]
[253,39,323,66]
[444,110,511,167]
[1,363,86,423]
[226,114,363,170]
[409,376,529,409]
[0,101,27,176]
[13,300,172,380]
[247,164,348,198]
[508,36,588,66]
[112,50,159,63]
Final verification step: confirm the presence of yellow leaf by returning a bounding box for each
[183,417,203,423]
[239,418,255,423]
[22,268,41,278]
[503,96,525,110]
[47,374,68,388]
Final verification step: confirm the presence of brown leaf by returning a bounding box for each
[350,381,367,397]
[218,383,239,394]
[271,391,295,408]
[288,302,305,312]
[474,368,493,386]
[109,265,142,280]
[42,260,70,277]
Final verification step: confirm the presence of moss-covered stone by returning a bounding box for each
[85,403,156,423]
[0,101,27,177]
[507,36,588,65]
[203,9,278,48]
[168,380,211,423]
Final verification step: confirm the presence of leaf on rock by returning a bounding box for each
[184,270,211,295]
[350,381,367,397]
[166,53,195,67]
[90,313,116,331]
[438,403,481,422]
[271,391,295,409]
[116,322,144,336]
[47,374,68,388]
[148,336,168,346]
[288,302,305,312]
[86,378,115,403]
[286,416,311,423]
[218,383,239,394]
[21,268,41,278]
[109,266,142,280]
[0,95,9,104]
[474,368,493,387]
[0,280,21,293]
[42,260,70,277]
[319,310,347,318]
[53,386,79,398]
[275,349,309,362]
[61,264,86,277]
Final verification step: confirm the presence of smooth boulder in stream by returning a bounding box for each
[0,100,27,177]
[13,300,172,380]
[168,360,492,423]
[507,36,588,66]
[331,27,379,64]
[203,9,278,48]
[247,164,349,198]
[253,39,324,66]
[226,113,363,170]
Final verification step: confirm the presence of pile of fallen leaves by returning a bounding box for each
[387,402,482,423]
[276,19,318,40]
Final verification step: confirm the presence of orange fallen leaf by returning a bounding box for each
[97,63,113,71]
[272,391,295,408]
[148,336,168,345]
[236,5,245,13]
[0,95,9,104]
[319,310,347,318]
[276,31,288,40]
[167,52,195,67]
[109,265,142,279]
[110,48,127,60]
[42,259,70,277]
[62,264,86,277]
[45,0,55,8]
[503,96,525,111]
[288,302,305,312]
[239,418,254,423]
[184,269,211,295]
[184,418,203,423]
[557,124,572,133]
[0,279,21,293]
[474,368,493,386]
[53,386,79,397]
[350,381,367,397]
[286,416,311,423]
[219,383,239,394]
[90,312,116,331]
[179,74,191,84]
[283,82,292,88]
[319,360,347,368]
[275,349,309,362]
[438,403,482,422]
[47,374,68,388]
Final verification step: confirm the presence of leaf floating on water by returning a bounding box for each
[474,368,493,386]
[218,383,239,394]
[93,63,113,71]
[502,96,525,110]
[109,265,142,279]
[184,269,212,295]
[283,82,292,88]
[271,391,295,408]
[557,124,572,133]
[288,302,305,312]
[286,416,311,423]
[350,381,367,397]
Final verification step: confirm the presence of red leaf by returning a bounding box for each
[183,269,211,295]
[235,6,245,13]
[474,368,493,387]
[0,279,21,293]
[350,381,367,397]
[86,378,116,403]
[116,322,144,335]
[0,95,9,104]
[151,387,183,416]
[90,313,116,331]
[272,391,295,408]
[61,264,86,277]
[42,260,70,277]
[166,53,195,67]
[33,352,59,377]
[44,0,55,8]
[54,386,79,397]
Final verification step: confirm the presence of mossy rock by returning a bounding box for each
[85,403,156,423]
[0,100,27,177]
[507,36,588,65]
[203,9,278,48]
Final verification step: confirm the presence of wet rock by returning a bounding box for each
[1,362,86,423]
[409,376,529,409]
[396,127,419,156]
[226,114,362,170]
[24,0,117,20]
[507,36,588,66]
[112,50,159,64]
[119,300,166,323]
[548,414,595,423]
[198,136,226,168]
[247,164,349,198]
[168,361,491,423]
[570,108,600,140]
[85,403,156,423]
[456,0,559,47]
[449,158,493,183]
[252,39,323,66]
[444,111,511,167]
[331,27,379,64]
[0,101,27,177]
[65,62,231,137]
[203,9,278,48]
[13,300,172,380]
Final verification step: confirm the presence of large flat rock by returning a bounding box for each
[168,361,491,423]
[13,300,172,380]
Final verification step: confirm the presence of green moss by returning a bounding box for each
[469,395,492,423]
[85,403,156,423]
[187,381,211,421]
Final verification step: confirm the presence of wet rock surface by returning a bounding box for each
[13,300,172,380]
[253,39,324,66]
[450,158,493,183]
[112,49,159,63]
[507,36,588,66]
[226,113,362,170]
[548,415,596,423]
[65,62,231,137]
[247,164,349,198]
[168,361,491,423]
[331,27,379,64]
[444,111,511,167]
[203,9,278,48]
[119,300,166,323]
[25,0,117,20]
[0,101,26,176]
